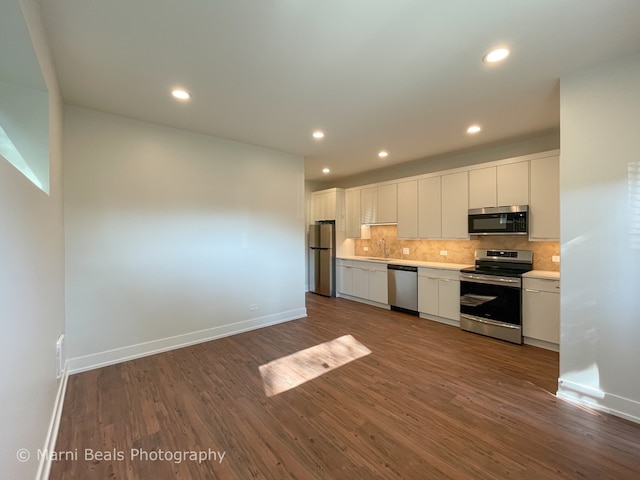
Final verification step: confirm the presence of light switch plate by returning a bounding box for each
[440,250,448,256]
[552,255,560,263]
[402,248,409,255]
[363,246,369,252]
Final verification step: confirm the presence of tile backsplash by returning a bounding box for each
[354,225,560,271]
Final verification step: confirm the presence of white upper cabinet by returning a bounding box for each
[378,184,397,223]
[360,183,397,224]
[529,155,560,240]
[397,180,418,238]
[338,150,558,242]
[497,161,529,206]
[345,188,361,238]
[418,176,442,238]
[469,162,529,209]
[360,186,378,225]
[441,171,469,239]
[419,173,468,239]
[311,188,344,227]
[469,167,496,209]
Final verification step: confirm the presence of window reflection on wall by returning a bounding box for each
[629,162,640,250]
[0,1,49,194]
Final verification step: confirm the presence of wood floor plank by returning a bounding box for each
[50,294,640,479]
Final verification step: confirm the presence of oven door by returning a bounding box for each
[459,273,522,344]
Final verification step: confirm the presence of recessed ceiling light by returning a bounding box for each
[313,131,325,139]
[467,125,482,134]
[171,89,191,100]
[322,168,330,174]
[483,48,510,64]
[378,151,388,158]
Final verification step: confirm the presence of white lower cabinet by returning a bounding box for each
[418,275,439,317]
[351,265,370,299]
[336,259,353,296]
[418,268,460,323]
[368,269,388,304]
[523,277,560,349]
[338,260,388,305]
[438,276,461,321]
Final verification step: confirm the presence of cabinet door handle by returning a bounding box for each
[524,288,541,293]
[440,278,450,282]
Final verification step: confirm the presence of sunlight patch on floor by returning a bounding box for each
[259,334,371,397]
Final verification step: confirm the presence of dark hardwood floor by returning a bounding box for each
[51,294,640,479]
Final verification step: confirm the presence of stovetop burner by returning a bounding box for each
[460,266,525,277]
[461,249,533,278]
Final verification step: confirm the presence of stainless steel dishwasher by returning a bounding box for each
[388,264,418,315]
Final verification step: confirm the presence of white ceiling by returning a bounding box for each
[39,0,640,181]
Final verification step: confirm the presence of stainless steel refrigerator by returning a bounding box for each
[309,220,336,297]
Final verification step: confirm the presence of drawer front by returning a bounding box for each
[352,260,388,272]
[337,259,353,267]
[367,261,389,272]
[436,268,460,281]
[523,277,560,294]
[418,268,439,279]
[418,267,459,281]
[418,267,431,278]
[351,260,369,270]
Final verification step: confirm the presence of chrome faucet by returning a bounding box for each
[378,238,387,258]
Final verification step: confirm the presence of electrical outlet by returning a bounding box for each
[402,248,409,255]
[249,304,259,311]
[440,250,448,256]
[363,246,369,252]
[552,255,560,263]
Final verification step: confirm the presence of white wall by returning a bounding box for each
[558,54,640,422]
[64,107,306,372]
[0,0,65,478]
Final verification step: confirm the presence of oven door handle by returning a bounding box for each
[459,273,521,287]
[460,314,521,330]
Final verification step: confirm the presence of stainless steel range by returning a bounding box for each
[459,249,533,344]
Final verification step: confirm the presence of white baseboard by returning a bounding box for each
[523,336,559,352]
[419,312,460,327]
[67,308,307,374]
[557,378,640,424]
[36,364,69,480]
[336,293,390,310]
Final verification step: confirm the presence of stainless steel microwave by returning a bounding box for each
[468,205,528,235]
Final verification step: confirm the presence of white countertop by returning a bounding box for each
[338,256,473,271]
[523,270,560,279]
